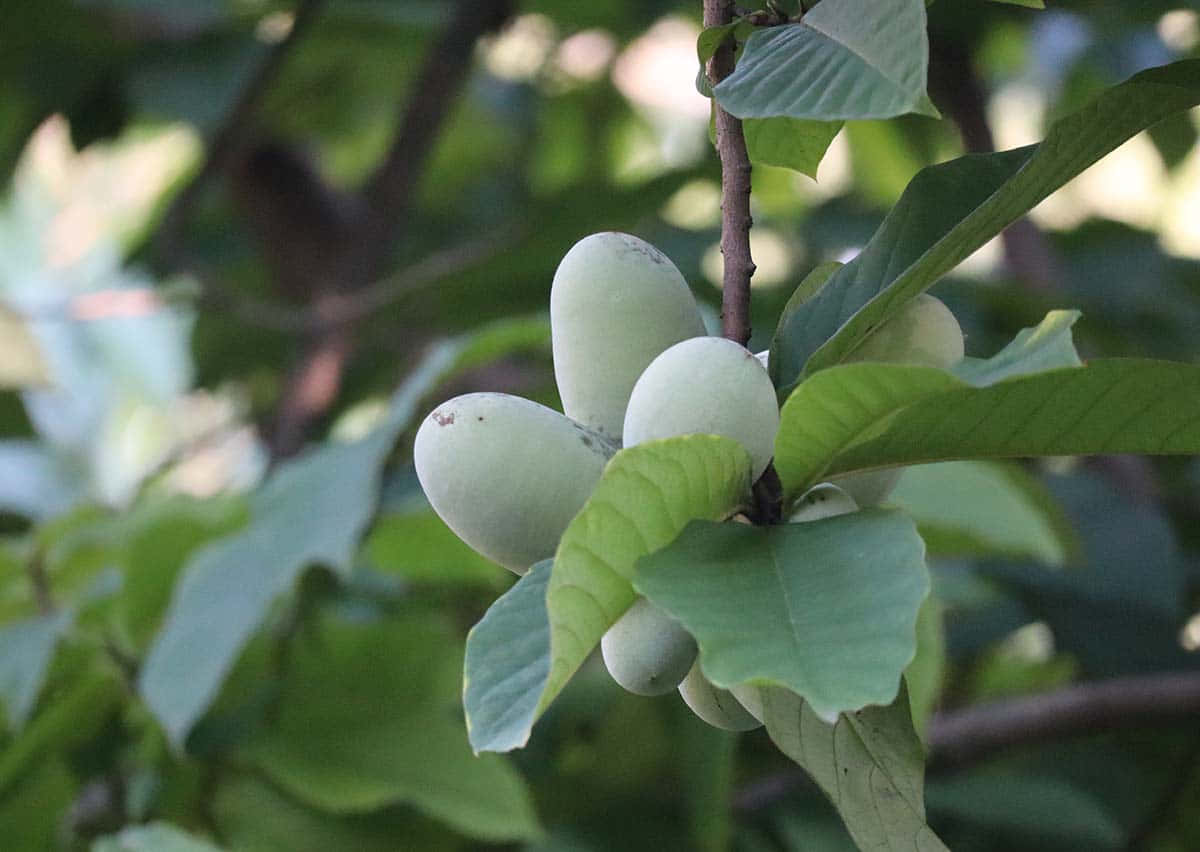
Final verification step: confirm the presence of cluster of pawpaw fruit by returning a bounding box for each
[415,232,963,731]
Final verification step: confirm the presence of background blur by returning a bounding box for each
[1,1,1199,850]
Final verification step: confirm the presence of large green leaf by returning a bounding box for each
[714,0,935,121]
[889,461,1077,565]
[770,60,1200,396]
[139,342,461,746]
[635,511,927,720]
[463,560,551,753]
[246,612,540,842]
[540,436,752,718]
[760,683,949,851]
[828,359,1200,477]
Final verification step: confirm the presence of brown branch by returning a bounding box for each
[734,671,1200,812]
[361,0,514,259]
[705,0,755,346]
[219,226,519,332]
[927,671,1200,769]
[927,37,1057,292]
[153,0,327,263]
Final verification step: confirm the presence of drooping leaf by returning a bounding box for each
[540,436,752,721]
[889,461,1078,565]
[635,511,928,720]
[770,60,1200,396]
[953,309,1082,386]
[0,609,72,731]
[246,612,541,842]
[760,683,949,851]
[714,0,936,121]
[463,560,552,753]
[139,342,461,746]
[742,118,843,179]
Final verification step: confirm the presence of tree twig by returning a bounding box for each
[927,671,1200,769]
[734,671,1200,811]
[704,0,755,346]
[153,0,327,263]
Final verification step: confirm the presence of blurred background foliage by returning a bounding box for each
[0,0,1198,849]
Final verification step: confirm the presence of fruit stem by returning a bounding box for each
[704,0,756,347]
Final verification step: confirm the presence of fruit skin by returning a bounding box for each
[414,392,615,574]
[788,482,858,522]
[846,293,964,369]
[836,294,964,503]
[831,469,902,507]
[623,336,780,481]
[678,662,761,731]
[551,232,706,441]
[601,597,697,696]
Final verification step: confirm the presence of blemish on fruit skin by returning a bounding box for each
[433,412,455,426]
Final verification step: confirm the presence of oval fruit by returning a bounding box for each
[837,294,963,503]
[601,597,697,696]
[551,232,706,441]
[847,293,964,369]
[831,469,902,507]
[414,392,615,574]
[678,662,761,731]
[789,482,858,522]
[623,336,780,481]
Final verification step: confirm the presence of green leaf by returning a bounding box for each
[212,774,463,852]
[464,560,551,753]
[954,310,1082,386]
[905,600,944,741]
[0,758,77,852]
[635,511,928,720]
[139,342,461,746]
[0,609,72,731]
[92,822,226,852]
[742,117,843,179]
[828,359,1200,477]
[760,683,949,851]
[0,669,122,797]
[889,461,1077,565]
[247,612,540,842]
[771,60,1200,396]
[775,362,960,496]
[540,436,752,719]
[714,0,935,121]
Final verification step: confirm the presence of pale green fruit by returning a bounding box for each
[788,482,858,522]
[678,662,761,731]
[551,232,706,441]
[846,293,964,369]
[836,294,963,504]
[831,468,903,507]
[623,336,779,481]
[601,597,697,696]
[414,392,615,574]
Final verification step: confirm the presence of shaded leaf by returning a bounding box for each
[636,511,928,720]
[890,461,1077,565]
[742,117,843,179]
[92,822,226,852]
[247,612,540,842]
[760,683,948,851]
[0,609,72,731]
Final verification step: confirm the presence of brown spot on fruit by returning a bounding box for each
[433,412,455,426]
